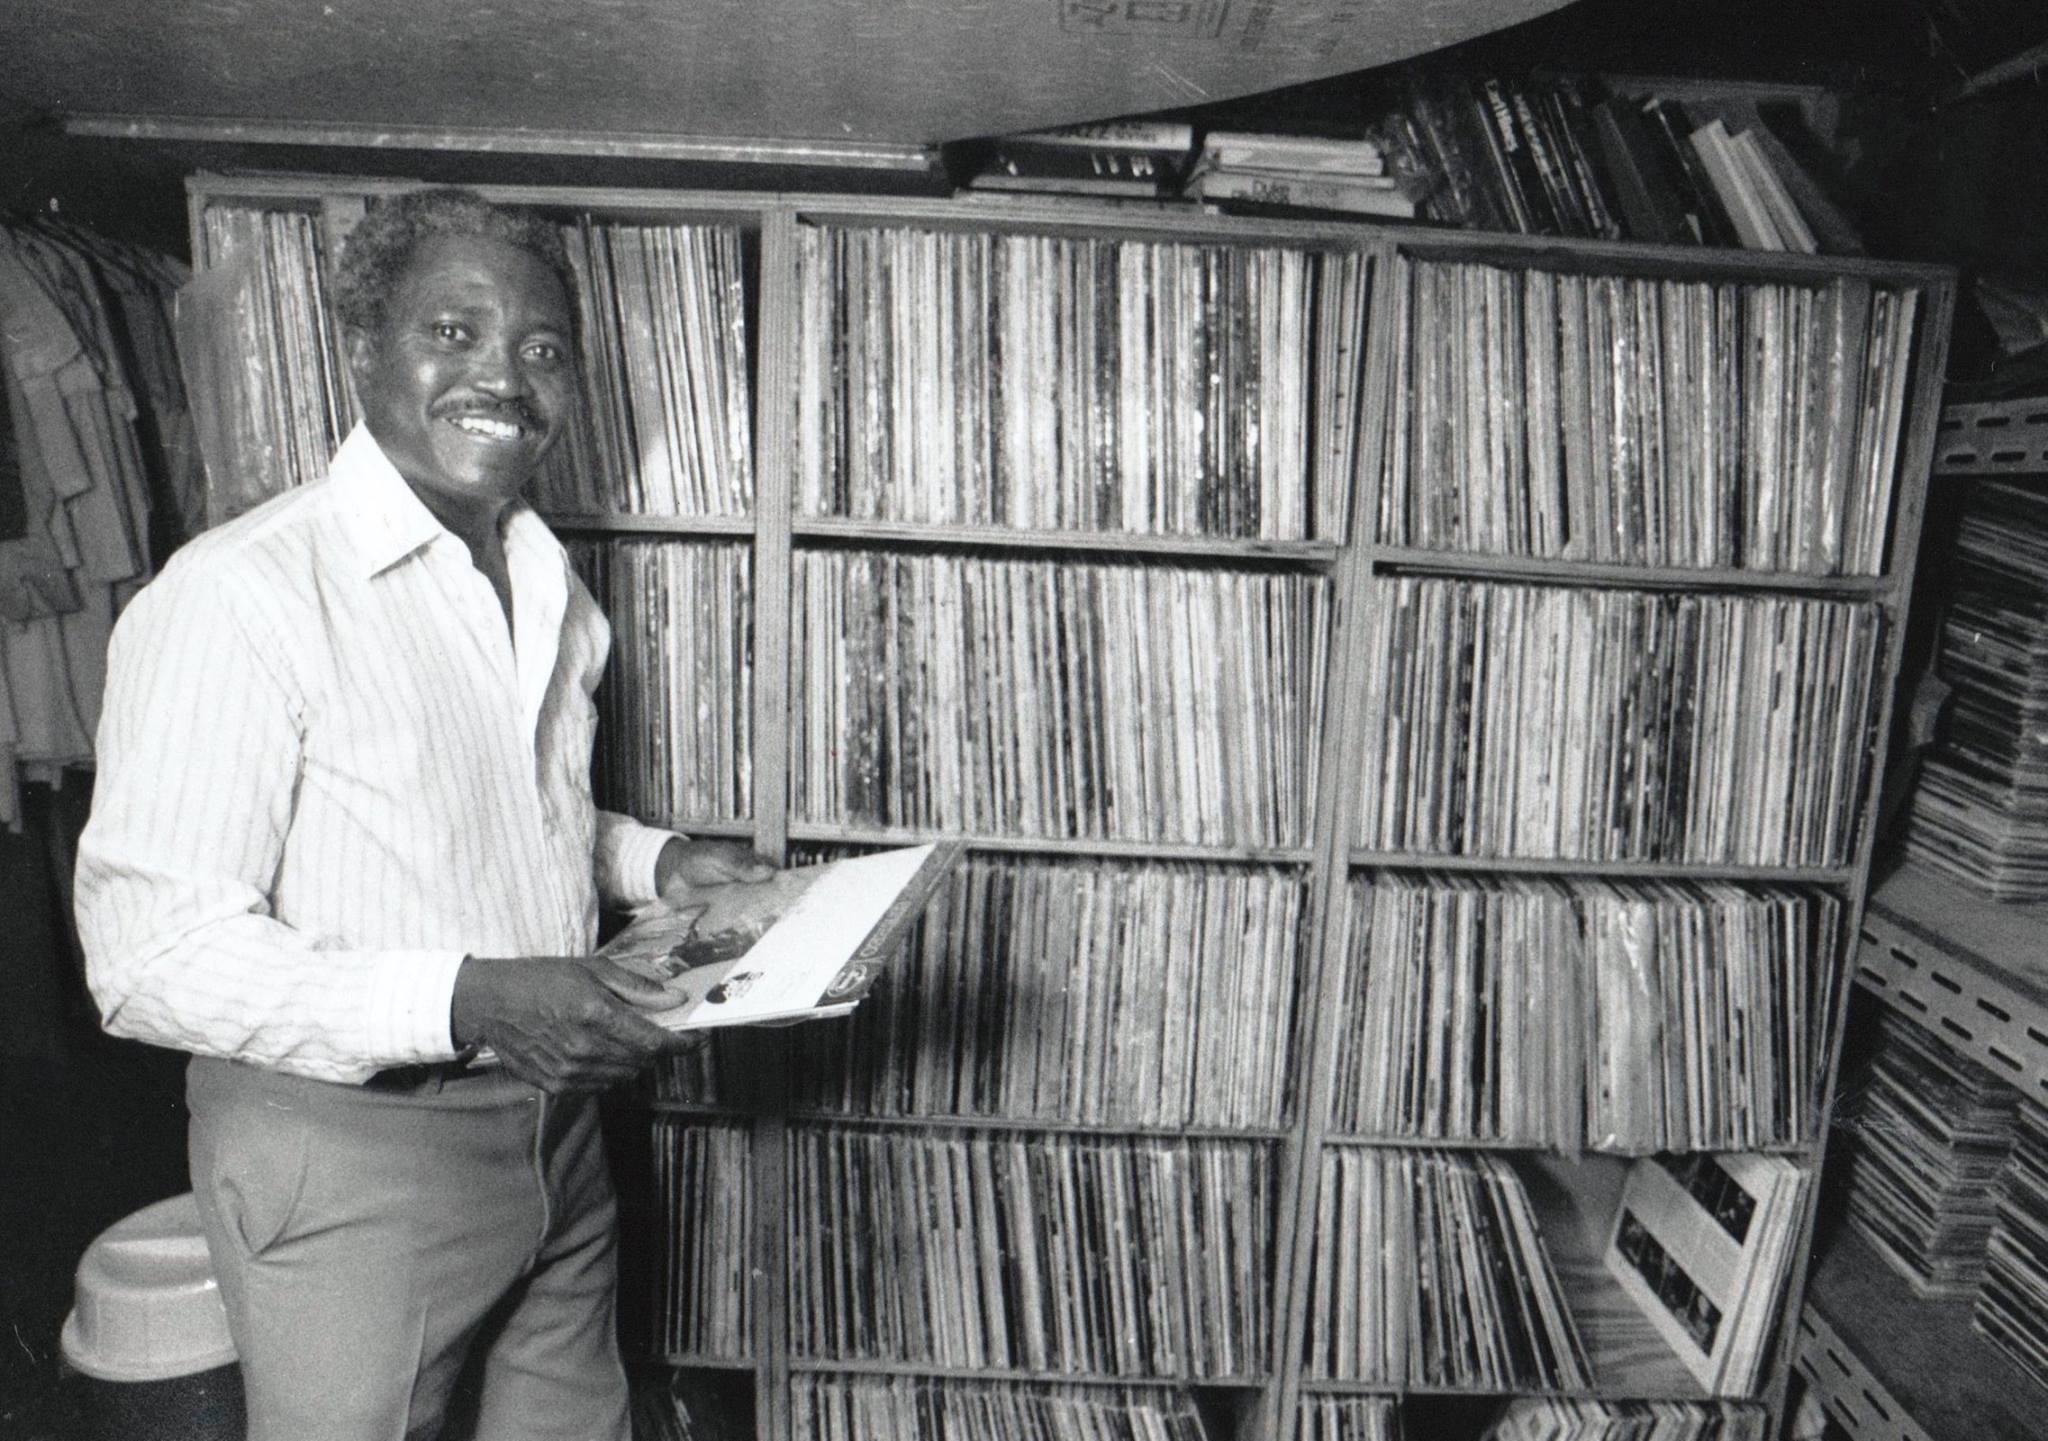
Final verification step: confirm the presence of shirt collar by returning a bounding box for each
[329,423,559,581]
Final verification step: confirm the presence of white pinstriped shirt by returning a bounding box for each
[76,424,678,1084]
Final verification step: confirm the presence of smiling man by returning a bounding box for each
[74,188,763,1441]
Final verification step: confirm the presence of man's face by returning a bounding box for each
[345,233,575,517]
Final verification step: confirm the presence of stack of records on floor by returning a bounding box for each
[1182,129,1425,219]
[1485,1399,1769,1440]
[1603,1153,1809,1395]
[1904,478,2048,898]
[790,1374,1208,1440]
[1839,1010,2021,1297]
[1976,1103,2048,1389]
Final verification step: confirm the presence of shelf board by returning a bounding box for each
[1368,549,1892,598]
[633,816,754,840]
[780,1109,1288,1142]
[542,511,755,537]
[785,1356,1270,1388]
[1857,860,2048,1106]
[792,516,1342,565]
[787,824,1313,866]
[1350,851,1854,886]
[1294,1377,1726,1403]
[1318,1132,1813,1158]
[1797,1228,2048,1441]
[648,1351,760,1371]
[633,1099,757,1120]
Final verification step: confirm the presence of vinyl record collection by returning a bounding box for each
[649,1117,752,1361]
[1482,1399,1769,1440]
[786,1127,1272,1378]
[1295,1397,1399,1441]
[545,219,754,515]
[794,224,1367,539]
[1902,477,2048,899]
[1304,1147,1591,1389]
[1328,875,1841,1151]
[791,552,1327,846]
[1352,577,1884,866]
[788,1375,1208,1441]
[1975,1104,2048,1390]
[1374,259,1918,575]
[570,539,752,826]
[179,170,1957,1441]
[1838,1010,2022,1297]
[795,856,1308,1128]
[196,204,356,509]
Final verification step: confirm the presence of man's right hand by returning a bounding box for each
[450,955,688,1093]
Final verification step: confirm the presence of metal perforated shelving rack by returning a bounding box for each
[1794,864,2048,1437]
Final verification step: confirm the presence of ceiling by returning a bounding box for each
[0,0,1577,149]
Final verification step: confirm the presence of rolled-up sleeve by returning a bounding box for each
[75,566,467,1084]
[593,811,682,909]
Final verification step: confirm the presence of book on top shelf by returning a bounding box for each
[1187,168,1424,219]
[1003,118,1197,153]
[1198,129,1387,176]
[965,141,1183,198]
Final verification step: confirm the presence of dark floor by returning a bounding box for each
[1,784,193,1441]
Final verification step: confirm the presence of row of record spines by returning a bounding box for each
[199,197,1931,581]
[794,855,1307,1129]
[788,1374,1209,1441]
[648,1116,752,1362]
[1481,1398,1769,1440]
[1329,875,1841,1152]
[783,1388,1759,1441]
[1376,257,1918,577]
[565,540,1886,862]
[200,206,355,502]
[548,217,754,516]
[1296,1397,1399,1441]
[641,857,1847,1153]
[570,540,754,824]
[1304,1147,1590,1391]
[1975,1102,2048,1391]
[792,222,1365,541]
[788,550,1328,848]
[1353,576,1884,867]
[784,1127,1272,1378]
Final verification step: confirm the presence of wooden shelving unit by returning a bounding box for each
[183,169,1955,1441]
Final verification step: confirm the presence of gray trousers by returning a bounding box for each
[186,1056,631,1441]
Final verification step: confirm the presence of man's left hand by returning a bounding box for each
[655,837,775,898]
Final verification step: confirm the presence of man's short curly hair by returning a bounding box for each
[330,187,576,336]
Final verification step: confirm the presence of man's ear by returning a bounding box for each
[342,325,377,386]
